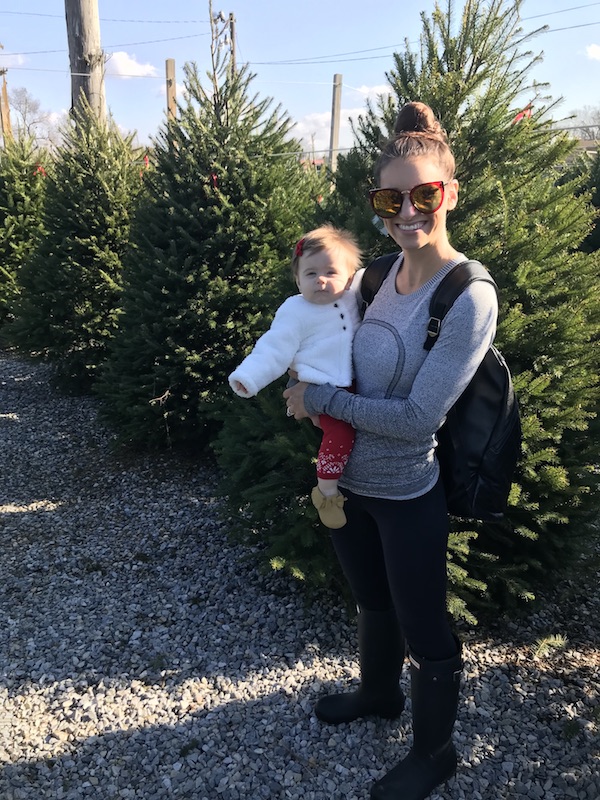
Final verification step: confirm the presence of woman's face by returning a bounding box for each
[377,156,458,254]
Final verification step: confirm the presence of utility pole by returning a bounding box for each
[228,13,236,76]
[328,73,342,173]
[165,59,176,120]
[209,3,236,76]
[0,45,12,145]
[64,0,106,122]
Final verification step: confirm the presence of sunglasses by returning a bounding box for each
[368,181,448,218]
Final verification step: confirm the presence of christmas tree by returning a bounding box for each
[10,101,142,392]
[0,136,48,331]
[372,0,600,614]
[215,0,600,619]
[581,147,600,253]
[98,53,324,449]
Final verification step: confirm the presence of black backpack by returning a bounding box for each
[361,253,521,522]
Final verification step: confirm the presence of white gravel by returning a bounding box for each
[0,349,598,800]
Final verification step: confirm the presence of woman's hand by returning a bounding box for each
[283,380,311,420]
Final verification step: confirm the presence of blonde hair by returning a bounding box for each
[291,224,362,278]
[374,101,456,184]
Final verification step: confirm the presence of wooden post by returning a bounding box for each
[166,59,176,120]
[0,73,12,145]
[228,13,236,76]
[64,0,106,122]
[0,44,12,145]
[328,73,342,173]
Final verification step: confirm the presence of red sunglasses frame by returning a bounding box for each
[368,181,447,218]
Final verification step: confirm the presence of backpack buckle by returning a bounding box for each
[427,317,441,339]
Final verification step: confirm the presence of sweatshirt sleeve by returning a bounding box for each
[304,282,497,442]
[228,299,304,398]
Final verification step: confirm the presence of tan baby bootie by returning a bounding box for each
[311,486,347,529]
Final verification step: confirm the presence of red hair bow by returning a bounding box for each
[295,238,305,257]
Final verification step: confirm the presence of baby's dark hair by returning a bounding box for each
[291,224,362,278]
[374,101,455,184]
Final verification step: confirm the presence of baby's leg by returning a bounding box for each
[311,415,356,528]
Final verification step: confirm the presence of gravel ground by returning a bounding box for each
[0,349,598,800]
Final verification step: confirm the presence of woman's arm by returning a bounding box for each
[296,282,497,443]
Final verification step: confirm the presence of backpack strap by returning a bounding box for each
[359,252,401,316]
[424,260,498,351]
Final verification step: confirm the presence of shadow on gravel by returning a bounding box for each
[1,353,599,800]
[0,651,598,800]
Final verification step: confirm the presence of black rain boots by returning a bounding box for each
[370,642,462,800]
[315,607,406,724]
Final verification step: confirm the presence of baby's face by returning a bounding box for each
[295,249,353,305]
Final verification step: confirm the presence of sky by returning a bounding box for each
[1,0,600,155]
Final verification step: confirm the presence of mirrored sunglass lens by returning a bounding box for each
[372,190,402,217]
[411,183,442,212]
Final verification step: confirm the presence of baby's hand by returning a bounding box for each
[232,380,249,395]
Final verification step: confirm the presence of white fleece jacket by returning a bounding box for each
[228,287,361,398]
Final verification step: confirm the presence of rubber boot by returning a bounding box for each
[370,641,462,800]
[315,607,406,724]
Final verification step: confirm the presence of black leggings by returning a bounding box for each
[331,478,457,661]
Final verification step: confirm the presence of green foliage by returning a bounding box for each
[214,381,342,585]
[586,147,600,252]
[9,101,142,392]
[98,59,325,448]
[215,0,600,619]
[533,633,568,659]
[571,147,600,253]
[0,136,48,330]
[328,0,600,615]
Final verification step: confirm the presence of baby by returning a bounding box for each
[228,224,362,528]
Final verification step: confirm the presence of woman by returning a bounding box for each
[283,101,498,800]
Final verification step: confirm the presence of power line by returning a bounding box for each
[1,2,597,26]
[105,33,211,49]
[251,54,397,67]
[522,1,600,19]
[1,33,211,58]
[0,10,209,24]
[7,66,165,80]
[543,19,600,31]
[251,42,406,66]
[248,19,600,67]
[1,5,599,74]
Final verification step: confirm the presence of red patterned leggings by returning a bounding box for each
[316,414,356,480]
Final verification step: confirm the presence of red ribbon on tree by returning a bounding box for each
[33,164,47,177]
[512,104,533,124]
[140,153,150,180]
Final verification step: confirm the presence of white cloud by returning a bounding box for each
[293,109,365,156]
[48,109,68,126]
[0,54,25,68]
[293,90,393,155]
[292,111,333,154]
[105,51,158,79]
[586,44,600,61]
[158,81,186,99]
[294,109,355,155]
[347,83,393,100]
[293,83,394,154]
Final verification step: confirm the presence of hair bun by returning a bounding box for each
[393,101,447,142]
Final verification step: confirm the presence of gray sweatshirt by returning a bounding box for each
[303,255,498,500]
